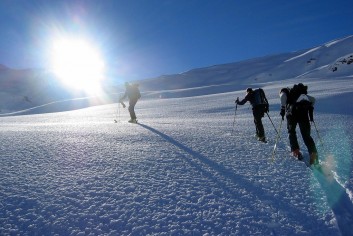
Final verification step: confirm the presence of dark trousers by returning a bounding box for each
[287,111,317,154]
[128,99,138,120]
[253,108,265,138]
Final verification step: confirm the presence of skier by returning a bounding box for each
[279,83,318,165]
[119,82,141,123]
[236,88,269,142]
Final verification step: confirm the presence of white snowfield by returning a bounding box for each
[1,77,353,235]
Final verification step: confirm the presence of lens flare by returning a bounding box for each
[50,37,105,94]
[311,121,352,215]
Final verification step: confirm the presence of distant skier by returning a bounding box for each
[279,83,318,165]
[236,88,269,142]
[119,82,141,123]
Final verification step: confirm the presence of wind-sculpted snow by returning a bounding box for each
[0,78,353,235]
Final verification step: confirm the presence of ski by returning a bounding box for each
[309,162,333,177]
[128,119,138,124]
[254,135,267,143]
[294,154,333,177]
[294,153,315,168]
[113,119,138,124]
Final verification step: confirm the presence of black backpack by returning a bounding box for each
[253,88,269,112]
[286,83,310,115]
[287,84,304,105]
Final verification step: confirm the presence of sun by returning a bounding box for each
[50,37,105,94]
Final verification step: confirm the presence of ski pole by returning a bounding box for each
[114,103,119,123]
[271,118,283,162]
[115,94,122,123]
[266,112,279,135]
[231,98,238,135]
[118,102,121,122]
[312,121,324,147]
[231,104,238,134]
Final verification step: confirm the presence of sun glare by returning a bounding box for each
[50,37,105,94]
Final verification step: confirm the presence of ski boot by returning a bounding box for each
[128,119,138,124]
[292,149,303,161]
[258,136,267,143]
[309,152,319,166]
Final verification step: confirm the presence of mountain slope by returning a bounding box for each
[139,35,353,91]
[1,35,353,114]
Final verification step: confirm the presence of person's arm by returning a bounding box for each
[236,95,248,105]
[279,92,287,120]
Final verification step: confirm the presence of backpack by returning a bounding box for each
[127,83,141,101]
[286,83,311,115]
[133,84,141,100]
[253,88,269,112]
[287,83,308,105]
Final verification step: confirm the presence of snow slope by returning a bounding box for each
[1,76,353,235]
[138,35,353,92]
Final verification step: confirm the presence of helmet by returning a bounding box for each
[246,88,253,93]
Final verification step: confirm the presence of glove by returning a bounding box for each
[235,97,239,104]
[280,106,285,120]
[309,106,314,122]
[119,100,126,108]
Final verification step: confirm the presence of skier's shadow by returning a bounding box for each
[138,123,331,225]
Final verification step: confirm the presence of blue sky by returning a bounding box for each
[0,0,352,82]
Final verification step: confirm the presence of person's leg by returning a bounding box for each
[298,114,318,164]
[253,109,265,139]
[287,115,300,152]
[128,100,137,120]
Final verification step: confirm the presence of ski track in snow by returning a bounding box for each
[1,79,353,235]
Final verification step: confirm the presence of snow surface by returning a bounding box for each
[1,76,353,235]
[1,35,353,235]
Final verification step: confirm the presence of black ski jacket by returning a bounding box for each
[121,84,141,102]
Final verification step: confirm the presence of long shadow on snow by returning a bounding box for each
[313,169,353,236]
[138,123,332,230]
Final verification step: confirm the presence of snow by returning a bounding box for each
[1,36,353,235]
[285,46,322,62]
[1,77,353,235]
